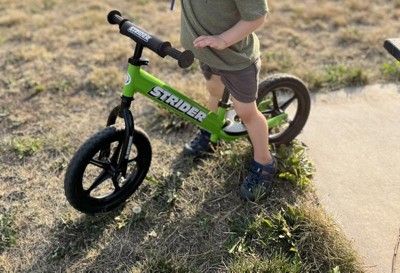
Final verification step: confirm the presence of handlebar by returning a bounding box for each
[384,38,400,61]
[107,10,194,69]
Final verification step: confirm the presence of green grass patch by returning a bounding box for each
[262,51,294,74]
[226,253,304,273]
[0,209,17,251]
[274,141,314,189]
[381,61,400,81]
[12,137,44,158]
[310,64,369,91]
[225,204,362,272]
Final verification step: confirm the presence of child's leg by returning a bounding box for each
[183,75,224,156]
[231,97,272,165]
[205,74,225,113]
[233,97,277,201]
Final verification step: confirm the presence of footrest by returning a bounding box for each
[384,38,400,61]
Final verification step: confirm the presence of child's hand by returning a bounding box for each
[193,35,228,50]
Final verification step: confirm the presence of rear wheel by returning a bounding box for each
[257,74,311,145]
[64,126,152,214]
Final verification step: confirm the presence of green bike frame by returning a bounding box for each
[121,62,288,144]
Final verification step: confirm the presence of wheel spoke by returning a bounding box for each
[112,177,121,191]
[89,158,109,169]
[272,90,280,111]
[280,95,297,111]
[86,170,111,194]
[261,109,274,115]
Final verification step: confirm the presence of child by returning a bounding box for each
[179,0,276,201]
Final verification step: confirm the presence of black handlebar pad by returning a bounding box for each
[107,10,194,68]
[384,39,400,61]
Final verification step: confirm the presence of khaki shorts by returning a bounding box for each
[200,58,261,103]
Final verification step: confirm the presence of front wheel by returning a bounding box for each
[257,74,311,145]
[64,126,152,214]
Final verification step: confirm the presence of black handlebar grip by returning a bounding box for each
[162,46,195,69]
[108,10,195,68]
[384,39,400,61]
[107,10,123,25]
[178,50,195,69]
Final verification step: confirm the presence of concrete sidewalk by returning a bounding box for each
[298,84,400,273]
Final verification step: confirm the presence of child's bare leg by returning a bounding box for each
[183,75,224,156]
[205,76,272,164]
[205,75,225,113]
[231,97,272,165]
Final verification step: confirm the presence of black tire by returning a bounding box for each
[257,74,311,145]
[64,126,152,214]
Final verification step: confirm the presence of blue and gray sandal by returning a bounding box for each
[183,129,212,157]
[240,156,277,201]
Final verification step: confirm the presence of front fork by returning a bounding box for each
[106,95,135,178]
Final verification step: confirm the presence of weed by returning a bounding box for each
[273,141,314,189]
[321,64,368,90]
[226,253,305,273]
[297,69,324,92]
[33,85,46,93]
[329,266,341,273]
[263,51,294,73]
[113,206,145,230]
[152,172,183,209]
[226,206,306,270]
[0,208,17,251]
[12,137,44,159]
[381,61,400,81]
[227,207,304,255]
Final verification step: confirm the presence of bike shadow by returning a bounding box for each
[25,140,301,272]
[76,144,301,271]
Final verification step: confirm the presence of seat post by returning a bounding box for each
[218,89,231,109]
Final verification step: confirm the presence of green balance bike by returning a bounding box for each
[64,11,311,214]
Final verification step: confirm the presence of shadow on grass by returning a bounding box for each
[23,207,124,273]
[68,146,304,272]
[23,141,360,273]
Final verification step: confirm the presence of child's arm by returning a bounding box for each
[193,16,265,50]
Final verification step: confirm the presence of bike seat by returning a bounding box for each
[384,38,400,61]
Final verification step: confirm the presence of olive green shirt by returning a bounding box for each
[180,0,268,71]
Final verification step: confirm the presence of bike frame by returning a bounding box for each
[108,44,288,144]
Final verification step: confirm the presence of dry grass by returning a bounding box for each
[1,0,398,272]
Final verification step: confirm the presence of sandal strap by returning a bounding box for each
[252,157,277,177]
